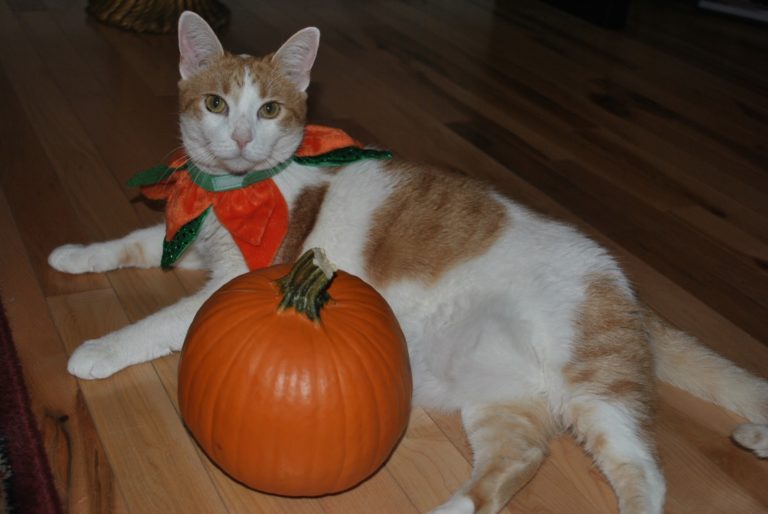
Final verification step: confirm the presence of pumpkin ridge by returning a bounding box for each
[324,302,401,379]
[333,312,411,457]
[313,325,348,491]
[182,316,246,434]
[256,315,323,485]
[191,300,274,446]
[208,322,265,470]
[322,287,410,456]
[363,323,409,462]
[303,325,323,487]
[257,353,288,484]
[362,326,407,458]
[324,326,353,491]
[337,328,386,473]
[231,314,283,480]
[184,301,271,425]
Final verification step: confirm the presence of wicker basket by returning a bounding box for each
[87,0,229,34]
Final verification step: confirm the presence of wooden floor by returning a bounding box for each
[1,0,767,512]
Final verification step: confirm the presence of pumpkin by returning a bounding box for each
[178,248,412,496]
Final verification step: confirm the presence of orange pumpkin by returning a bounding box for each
[178,249,412,496]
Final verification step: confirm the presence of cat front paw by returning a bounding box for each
[49,244,115,274]
[68,338,125,379]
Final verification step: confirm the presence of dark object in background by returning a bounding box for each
[87,0,230,34]
[698,0,768,22]
[543,0,631,28]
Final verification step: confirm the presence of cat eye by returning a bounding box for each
[258,101,281,119]
[204,94,228,114]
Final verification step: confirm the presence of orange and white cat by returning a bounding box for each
[49,11,768,514]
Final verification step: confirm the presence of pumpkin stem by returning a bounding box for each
[277,248,337,321]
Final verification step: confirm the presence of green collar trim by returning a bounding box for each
[127,146,393,192]
[187,159,291,192]
[178,147,392,193]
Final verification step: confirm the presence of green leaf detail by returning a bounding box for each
[127,164,176,187]
[293,147,392,167]
[161,208,210,269]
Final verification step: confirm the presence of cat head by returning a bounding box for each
[177,11,320,175]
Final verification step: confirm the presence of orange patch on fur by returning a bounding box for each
[276,184,328,264]
[364,160,507,286]
[465,402,560,513]
[565,275,655,421]
[118,243,147,268]
[607,464,651,514]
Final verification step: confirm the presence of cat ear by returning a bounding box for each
[178,11,224,80]
[272,27,320,92]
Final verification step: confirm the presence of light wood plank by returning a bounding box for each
[0,187,127,514]
[47,289,231,514]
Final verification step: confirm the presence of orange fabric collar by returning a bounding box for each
[141,172,288,270]
[138,125,382,270]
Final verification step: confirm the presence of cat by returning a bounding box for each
[48,11,768,514]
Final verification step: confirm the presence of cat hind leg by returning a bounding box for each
[430,399,561,514]
[563,276,665,513]
[565,398,665,514]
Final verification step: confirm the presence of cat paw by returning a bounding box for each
[68,338,124,379]
[733,423,768,458]
[428,496,475,514]
[49,244,114,274]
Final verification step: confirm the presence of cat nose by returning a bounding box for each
[233,133,252,151]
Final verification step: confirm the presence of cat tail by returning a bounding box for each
[644,310,768,458]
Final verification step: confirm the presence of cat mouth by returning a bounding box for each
[220,157,268,175]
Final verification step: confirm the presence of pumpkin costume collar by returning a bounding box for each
[129,125,391,270]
